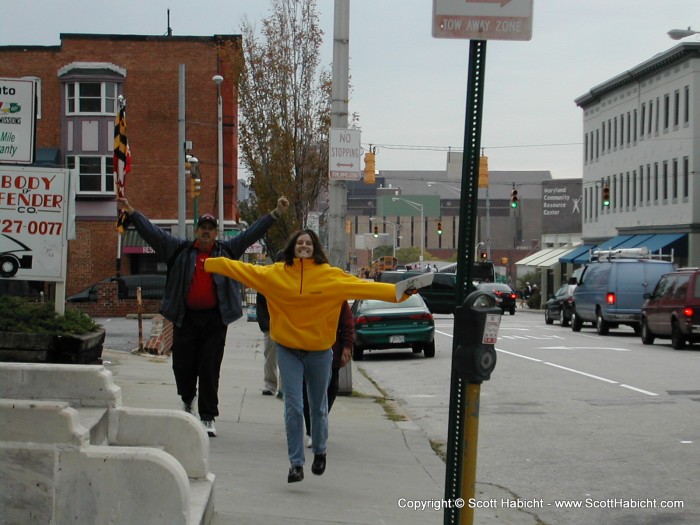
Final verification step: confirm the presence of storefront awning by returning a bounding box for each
[515,248,557,266]
[559,244,596,264]
[536,246,578,268]
[121,230,156,255]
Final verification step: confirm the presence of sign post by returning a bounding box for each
[432,2,533,523]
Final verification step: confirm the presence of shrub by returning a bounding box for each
[0,296,99,335]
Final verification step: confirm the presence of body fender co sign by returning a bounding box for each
[0,77,37,164]
[432,0,533,41]
[0,167,70,281]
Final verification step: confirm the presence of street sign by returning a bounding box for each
[432,0,534,41]
[329,128,361,181]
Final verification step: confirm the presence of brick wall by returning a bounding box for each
[65,281,161,317]
[0,34,241,296]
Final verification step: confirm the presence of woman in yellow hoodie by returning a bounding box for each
[205,229,412,483]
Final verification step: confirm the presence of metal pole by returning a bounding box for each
[328,0,350,268]
[178,64,186,236]
[444,39,488,525]
[420,204,425,262]
[216,82,224,232]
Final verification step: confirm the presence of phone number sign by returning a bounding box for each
[0,166,70,281]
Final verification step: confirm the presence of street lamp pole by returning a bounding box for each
[212,75,224,232]
[392,197,424,262]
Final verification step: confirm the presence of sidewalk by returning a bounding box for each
[100,316,540,525]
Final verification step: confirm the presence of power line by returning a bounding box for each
[368,141,583,152]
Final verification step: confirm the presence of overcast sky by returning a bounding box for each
[2,0,698,179]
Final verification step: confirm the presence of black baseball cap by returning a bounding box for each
[197,214,218,228]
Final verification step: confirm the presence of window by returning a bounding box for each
[648,100,653,134]
[633,109,637,142]
[601,124,605,154]
[663,94,670,130]
[653,163,659,201]
[662,161,668,200]
[640,103,646,136]
[655,97,660,133]
[672,159,678,200]
[684,86,690,124]
[674,90,680,127]
[67,155,114,194]
[66,81,117,115]
[683,157,689,198]
[613,117,618,147]
[646,164,651,203]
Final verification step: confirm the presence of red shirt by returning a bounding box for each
[186,243,218,310]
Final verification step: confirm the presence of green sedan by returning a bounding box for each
[351,294,436,360]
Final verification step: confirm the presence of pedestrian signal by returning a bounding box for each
[480,252,487,260]
[602,185,610,207]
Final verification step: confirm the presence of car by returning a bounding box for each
[351,294,435,360]
[640,267,700,349]
[66,274,166,302]
[545,283,576,326]
[377,270,457,314]
[476,282,517,315]
[571,248,675,335]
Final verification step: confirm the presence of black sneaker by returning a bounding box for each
[288,465,304,483]
[311,453,326,476]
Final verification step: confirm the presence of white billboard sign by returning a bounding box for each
[0,78,37,164]
[329,128,361,181]
[0,166,70,281]
[432,0,533,41]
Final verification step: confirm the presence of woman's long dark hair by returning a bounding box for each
[282,229,329,265]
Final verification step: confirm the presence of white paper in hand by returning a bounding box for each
[395,273,434,301]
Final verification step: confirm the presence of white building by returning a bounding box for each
[573,42,700,266]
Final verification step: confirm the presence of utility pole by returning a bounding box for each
[328,0,350,268]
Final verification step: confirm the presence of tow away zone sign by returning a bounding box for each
[329,128,361,181]
[432,0,533,41]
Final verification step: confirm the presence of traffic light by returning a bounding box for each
[437,222,443,235]
[602,185,610,207]
[478,156,489,188]
[190,177,201,197]
[510,188,519,208]
[480,251,487,260]
[364,152,376,184]
[345,220,352,234]
[373,225,379,238]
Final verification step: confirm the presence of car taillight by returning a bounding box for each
[355,315,383,324]
[494,291,502,296]
[606,292,616,305]
[408,313,433,321]
[509,293,517,299]
[683,307,694,318]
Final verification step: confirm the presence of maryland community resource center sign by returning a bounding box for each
[0,77,36,164]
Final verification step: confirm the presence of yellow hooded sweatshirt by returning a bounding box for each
[205,257,405,351]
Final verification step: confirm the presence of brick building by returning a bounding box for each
[0,33,241,297]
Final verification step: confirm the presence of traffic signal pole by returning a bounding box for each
[445,39,488,525]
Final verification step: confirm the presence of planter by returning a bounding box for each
[0,328,106,364]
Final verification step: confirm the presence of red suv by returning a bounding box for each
[640,267,700,349]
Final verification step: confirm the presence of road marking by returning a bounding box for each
[538,346,630,352]
[544,362,618,383]
[496,349,658,396]
[620,384,659,396]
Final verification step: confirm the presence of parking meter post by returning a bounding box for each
[445,291,500,525]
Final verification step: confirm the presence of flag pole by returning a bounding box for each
[114,95,129,276]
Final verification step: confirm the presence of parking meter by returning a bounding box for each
[453,290,501,383]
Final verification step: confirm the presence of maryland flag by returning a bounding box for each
[114,96,131,233]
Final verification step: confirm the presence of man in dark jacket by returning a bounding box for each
[117,196,289,436]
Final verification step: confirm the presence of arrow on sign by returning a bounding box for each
[336,162,355,168]
[467,0,512,5]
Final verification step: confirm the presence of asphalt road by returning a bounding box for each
[355,309,700,525]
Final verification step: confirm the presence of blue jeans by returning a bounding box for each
[276,345,332,466]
